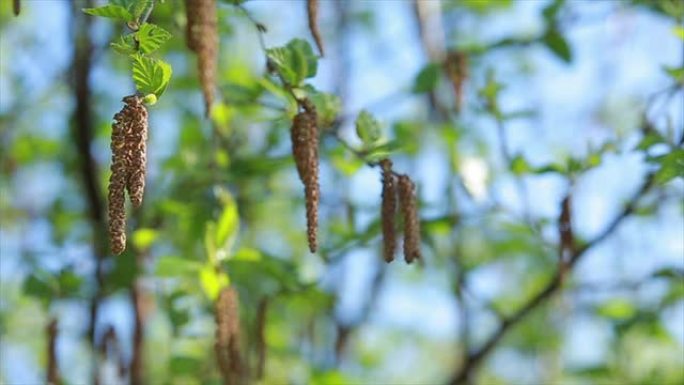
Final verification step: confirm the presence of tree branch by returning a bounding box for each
[449,171,656,384]
[70,3,107,384]
[46,318,60,385]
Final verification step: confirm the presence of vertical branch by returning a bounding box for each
[130,280,145,385]
[255,297,268,380]
[46,318,60,385]
[70,2,106,384]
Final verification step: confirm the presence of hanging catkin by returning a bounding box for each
[215,287,243,385]
[108,98,134,255]
[290,99,320,253]
[123,95,149,208]
[380,159,397,263]
[307,0,324,57]
[398,175,421,263]
[444,51,468,113]
[185,0,218,116]
[107,95,149,255]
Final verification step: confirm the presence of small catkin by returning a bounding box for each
[380,159,397,263]
[398,175,421,264]
[185,0,218,116]
[307,0,324,57]
[290,99,320,253]
[122,95,149,208]
[108,98,135,255]
[444,51,468,113]
[215,287,243,385]
[13,0,20,16]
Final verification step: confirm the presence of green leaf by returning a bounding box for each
[596,299,636,320]
[653,149,684,185]
[199,264,229,301]
[266,39,318,86]
[131,54,172,97]
[132,228,158,250]
[662,65,684,84]
[510,155,531,175]
[129,0,154,20]
[23,273,55,303]
[57,270,82,298]
[355,110,382,146]
[412,63,441,93]
[364,140,402,162]
[82,5,133,21]
[136,23,172,54]
[111,34,138,55]
[309,91,341,128]
[215,189,239,257]
[330,147,363,176]
[543,28,572,63]
[635,131,666,151]
[170,356,202,375]
[156,256,202,277]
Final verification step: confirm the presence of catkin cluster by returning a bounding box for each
[215,287,243,385]
[307,0,324,57]
[380,159,397,263]
[185,0,218,116]
[379,162,421,264]
[290,99,320,253]
[108,95,148,255]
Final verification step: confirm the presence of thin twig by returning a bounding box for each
[449,171,656,384]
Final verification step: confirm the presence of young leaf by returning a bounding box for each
[131,54,173,97]
[355,110,382,146]
[82,5,133,22]
[136,23,172,54]
[111,34,137,55]
[266,39,318,86]
[543,28,572,63]
[413,63,441,93]
[309,91,341,128]
[364,140,402,162]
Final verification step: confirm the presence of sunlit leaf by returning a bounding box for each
[131,53,172,97]
[355,110,382,146]
[156,256,202,277]
[136,23,172,54]
[266,39,318,86]
[82,5,133,21]
[199,264,230,301]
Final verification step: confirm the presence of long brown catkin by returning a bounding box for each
[290,100,320,253]
[108,97,135,255]
[185,0,218,116]
[398,175,421,264]
[123,95,148,208]
[380,159,397,263]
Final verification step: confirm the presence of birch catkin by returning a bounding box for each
[108,95,149,255]
[380,159,397,263]
[290,99,320,253]
[398,175,421,263]
[185,0,218,116]
[307,0,324,57]
[123,95,148,208]
[108,98,133,255]
[215,287,243,385]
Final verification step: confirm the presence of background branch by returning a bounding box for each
[450,171,656,384]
